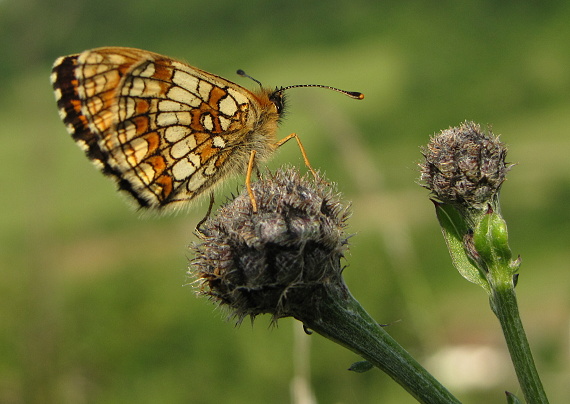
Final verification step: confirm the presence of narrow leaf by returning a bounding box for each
[435,203,490,293]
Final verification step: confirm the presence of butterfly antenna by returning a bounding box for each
[237,69,263,88]
[280,84,364,100]
[237,70,364,100]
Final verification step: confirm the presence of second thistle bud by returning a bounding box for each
[419,121,511,212]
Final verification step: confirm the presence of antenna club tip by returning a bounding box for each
[236,69,246,76]
[355,92,365,100]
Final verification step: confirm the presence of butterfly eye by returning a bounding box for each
[268,90,285,114]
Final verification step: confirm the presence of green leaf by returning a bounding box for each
[435,203,490,293]
[348,360,374,373]
[505,391,523,404]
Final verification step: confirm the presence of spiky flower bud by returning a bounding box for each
[190,167,350,324]
[419,121,510,211]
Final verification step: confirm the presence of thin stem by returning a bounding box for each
[490,279,549,404]
[298,286,460,404]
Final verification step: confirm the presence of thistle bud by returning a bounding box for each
[419,121,511,211]
[190,167,351,324]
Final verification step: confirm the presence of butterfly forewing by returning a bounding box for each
[51,47,279,210]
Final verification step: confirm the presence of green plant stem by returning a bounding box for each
[490,278,549,404]
[298,286,460,404]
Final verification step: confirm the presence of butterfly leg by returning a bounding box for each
[246,150,259,212]
[275,133,318,179]
[195,192,216,238]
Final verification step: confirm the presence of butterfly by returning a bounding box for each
[51,47,363,212]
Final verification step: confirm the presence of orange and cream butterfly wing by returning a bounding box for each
[51,47,280,210]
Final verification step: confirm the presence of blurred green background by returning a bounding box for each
[1,0,569,403]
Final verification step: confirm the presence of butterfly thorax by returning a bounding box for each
[239,87,282,162]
